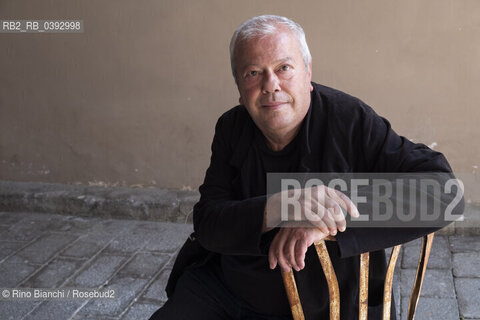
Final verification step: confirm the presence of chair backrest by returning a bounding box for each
[281,233,434,320]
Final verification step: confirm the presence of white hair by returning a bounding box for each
[229,15,312,79]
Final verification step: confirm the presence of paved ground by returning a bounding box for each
[0,211,479,320]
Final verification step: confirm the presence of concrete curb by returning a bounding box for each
[0,181,199,223]
[0,180,479,235]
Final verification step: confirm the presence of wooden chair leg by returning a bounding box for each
[407,233,434,320]
[281,269,305,320]
[359,252,370,320]
[314,240,340,320]
[282,236,339,320]
[383,244,402,320]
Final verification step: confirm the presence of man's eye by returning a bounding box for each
[280,65,291,71]
[247,70,258,77]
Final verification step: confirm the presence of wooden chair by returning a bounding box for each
[281,233,434,320]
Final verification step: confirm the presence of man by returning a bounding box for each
[150,15,461,319]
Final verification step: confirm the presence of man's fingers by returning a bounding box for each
[269,227,330,272]
[285,234,299,271]
[305,207,329,235]
[324,200,346,232]
[322,198,343,234]
[294,237,308,270]
[268,232,279,269]
[331,205,347,231]
[322,209,337,235]
[274,229,292,272]
[305,198,332,232]
[331,188,360,218]
[269,254,277,270]
[269,228,287,270]
[308,187,357,233]
[309,197,337,235]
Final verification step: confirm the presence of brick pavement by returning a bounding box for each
[0,211,479,320]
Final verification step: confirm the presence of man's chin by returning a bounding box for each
[261,119,294,134]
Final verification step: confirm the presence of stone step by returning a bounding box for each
[1,180,479,235]
[0,181,199,223]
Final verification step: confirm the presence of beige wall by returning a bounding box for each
[1,0,479,190]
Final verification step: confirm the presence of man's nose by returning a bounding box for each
[262,71,281,94]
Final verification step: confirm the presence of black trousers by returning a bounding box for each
[148,262,293,320]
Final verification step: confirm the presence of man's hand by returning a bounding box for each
[264,185,360,235]
[268,227,328,272]
[265,185,359,272]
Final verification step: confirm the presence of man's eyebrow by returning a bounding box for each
[240,57,295,71]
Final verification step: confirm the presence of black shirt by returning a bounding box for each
[219,123,304,315]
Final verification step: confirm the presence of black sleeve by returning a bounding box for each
[335,102,464,258]
[192,116,267,255]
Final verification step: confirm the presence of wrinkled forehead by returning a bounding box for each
[234,26,296,53]
[233,29,301,67]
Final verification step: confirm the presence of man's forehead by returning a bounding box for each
[237,29,294,50]
[234,31,301,65]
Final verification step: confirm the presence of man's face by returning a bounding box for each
[234,28,313,138]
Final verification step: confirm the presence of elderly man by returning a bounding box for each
[150,15,460,319]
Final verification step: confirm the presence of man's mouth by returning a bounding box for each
[261,102,288,108]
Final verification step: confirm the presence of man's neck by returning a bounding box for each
[262,125,301,152]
